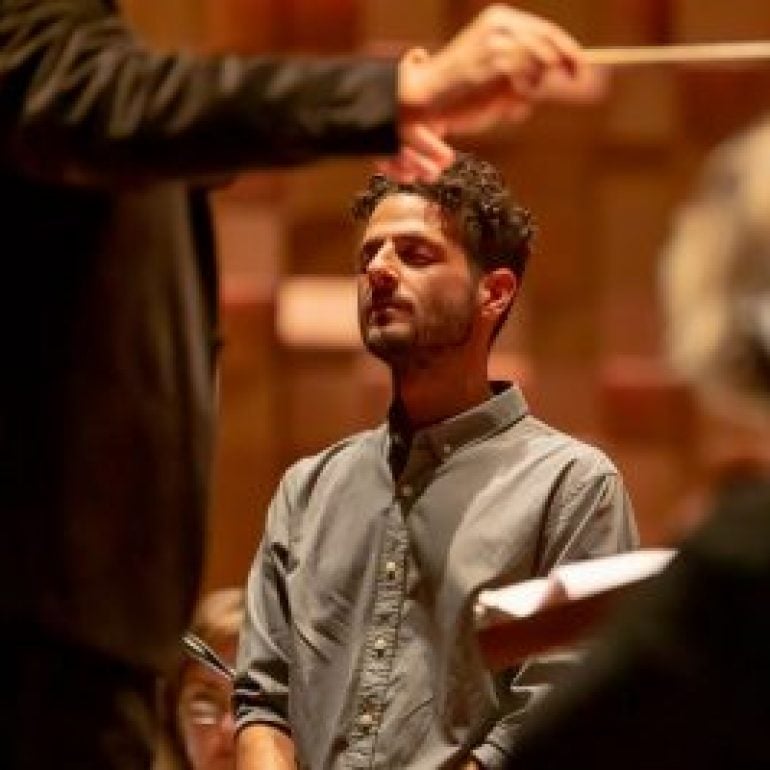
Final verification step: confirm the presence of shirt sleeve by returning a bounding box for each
[473,466,639,768]
[0,0,399,186]
[538,464,640,567]
[234,474,296,735]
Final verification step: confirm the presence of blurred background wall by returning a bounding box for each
[120,0,770,591]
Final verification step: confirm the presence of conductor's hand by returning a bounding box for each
[397,4,604,136]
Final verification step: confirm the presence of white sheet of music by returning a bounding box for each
[477,548,676,620]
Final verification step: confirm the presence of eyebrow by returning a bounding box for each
[358,232,447,259]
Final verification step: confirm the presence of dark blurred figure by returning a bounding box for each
[505,117,770,770]
[158,589,244,770]
[0,1,600,768]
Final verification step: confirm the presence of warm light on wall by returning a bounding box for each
[488,351,533,394]
[277,276,360,348]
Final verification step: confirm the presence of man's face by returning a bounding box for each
[356,193,480,367]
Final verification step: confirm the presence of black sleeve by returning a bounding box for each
[506,479,770,770]
[0,0,399,185]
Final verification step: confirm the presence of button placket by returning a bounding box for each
[345,504,408,767]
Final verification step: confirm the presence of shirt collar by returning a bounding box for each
[387,381,528,461]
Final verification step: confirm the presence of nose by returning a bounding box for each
[366,241,398,293]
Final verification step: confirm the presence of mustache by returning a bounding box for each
[361,293,413,314]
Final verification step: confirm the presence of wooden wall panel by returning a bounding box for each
[206,296,280,589]
[455,1,598,44]
[672,1,770,145]
[603,70,679,145]
[674,0,770,40]
[214,198,283,300]
[277,351,372,462]
[595,167,677,354]
[361,0,448,46]
[201,0,277,53]
[269,0,359,53]
[594,0,672,45]
[120,0,204,48]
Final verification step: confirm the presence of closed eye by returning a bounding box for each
[396,240,438,265]
[356,235,442,271]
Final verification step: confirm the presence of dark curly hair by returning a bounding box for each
[351,153,534,281]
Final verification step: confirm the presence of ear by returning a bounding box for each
[478,268,518,324]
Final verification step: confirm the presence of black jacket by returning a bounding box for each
[0,0,398,671]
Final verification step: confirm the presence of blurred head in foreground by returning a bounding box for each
[662,118,770,422]
[162,588,244,770]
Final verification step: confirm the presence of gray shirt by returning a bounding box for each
[235,384,638,769]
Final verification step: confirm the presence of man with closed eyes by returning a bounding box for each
[235,154,638,770]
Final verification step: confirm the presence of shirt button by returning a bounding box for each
[385,561,397,580]
[359,712,374,730]
[374,637,387,655]
[400,484,413,498]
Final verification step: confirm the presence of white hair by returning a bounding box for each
[661,116,770,418]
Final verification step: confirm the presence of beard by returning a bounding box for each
[360,285,476,370]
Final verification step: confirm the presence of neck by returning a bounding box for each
[391,350,492,429]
